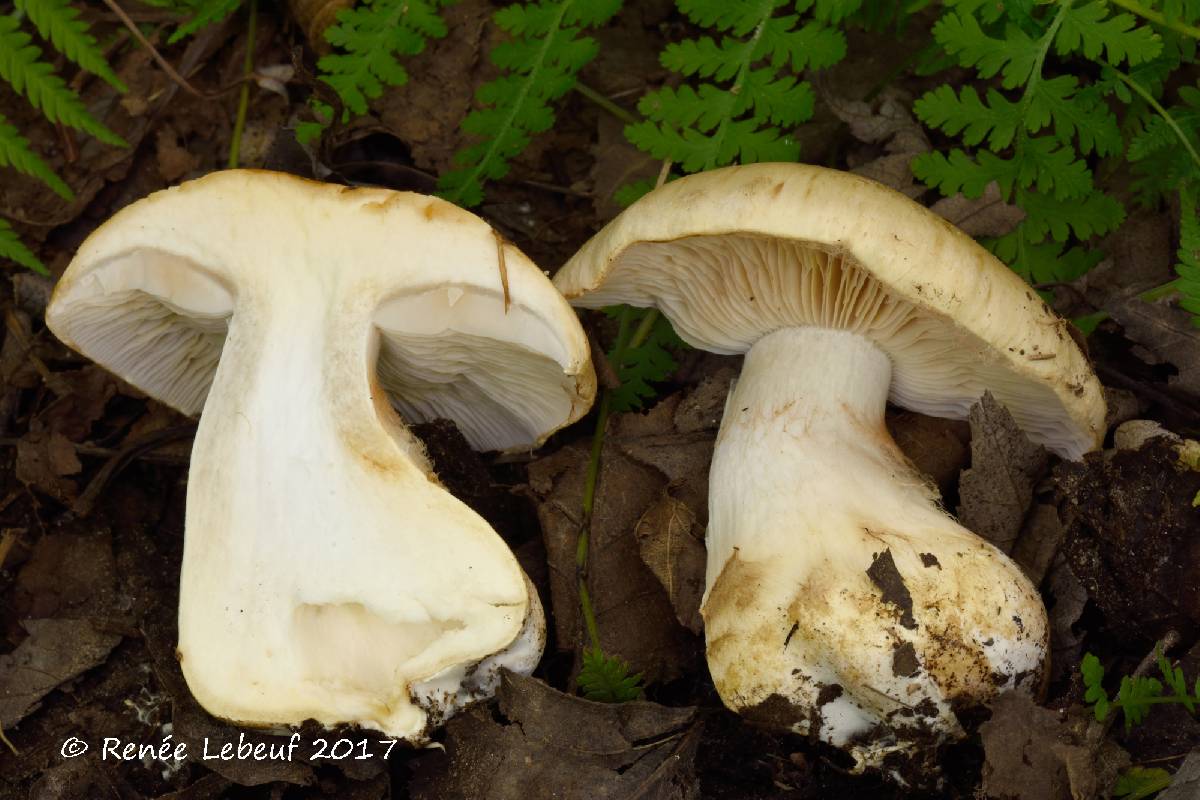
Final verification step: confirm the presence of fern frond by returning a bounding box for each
[13,0,127,91]
[0,113,72,199]
[578,647,644,702]
[1177,183,1200,326]
[1054,2,1162,66]
[319,0,452,117]
[1016,189,1124,242]
[913,138,1093,202]
[438,0,622,206]
[169,0,243,43]
[0,14,126,146]
[605,307,682,413]
[0,218,46,275]
[626,0,844,175]
[1027,78,1123,156]
[932,12,1040,88]
[914,84,1020,150]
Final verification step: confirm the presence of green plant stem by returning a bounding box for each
[575,82,638,125]
[705,0,774,171]
[227,0,257,169]
[1111,68,1200,171]
[1108,0,1200,40]
[443,0,571,204]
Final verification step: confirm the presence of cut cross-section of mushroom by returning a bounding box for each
[46,169,595,739]
[554,164,1105,772]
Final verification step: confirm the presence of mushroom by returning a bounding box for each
[45,170,595,740]
[553,164,1105,770]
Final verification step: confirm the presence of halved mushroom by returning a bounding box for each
[554,164,1104,771]
[46,170,595,739]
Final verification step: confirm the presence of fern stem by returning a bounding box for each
[1107,0,1200,40]
[442,0,572,205]
[1111,68,1200,171]
[228,0,257,169]
[575,82,638,125]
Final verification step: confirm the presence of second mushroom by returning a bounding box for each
[554,164,1105,771]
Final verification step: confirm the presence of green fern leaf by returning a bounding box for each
[0,217,46,274]
[0,113,72,199]
[992,230,1104,283]
[14,0,127,91]
[933,12,1040,89]
[578,647,644,703]
[439,0,621,206]
[606,307,683,413]
[1055,2,1162,66]
[319,0,451,117]
[0,14,125,146]
[914,84,1020,150]
[1113,767,1173,800]
[169,0,243,43]
[1177,184,1200,326]
[1027,77,1122,156]
[625,0,841,175]
[1017,189,1124,242]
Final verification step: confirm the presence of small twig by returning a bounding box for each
[72,425,197,518]
[99,0,212,99]
[574,81,639,125]
[227,0,258,169]
[0,727,18,757]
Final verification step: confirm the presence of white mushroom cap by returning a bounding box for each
[46,170,595,739]
[553,164,1104,773]
[555,163,1103,459]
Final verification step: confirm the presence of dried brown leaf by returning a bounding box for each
[930,182,1025,238]
[957,393,1049,556]
[410,672,700,800]
[0,618,122,728]
[635,495,705,634]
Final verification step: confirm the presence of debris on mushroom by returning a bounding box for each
[45,169,596,740]
[553,163,1105,773]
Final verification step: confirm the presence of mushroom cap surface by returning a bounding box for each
[49,169,595,451]
[554,163,1103,459]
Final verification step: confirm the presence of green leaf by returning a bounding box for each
[14,0,127,91]
[1017,190,1124,242]
[1113,766,1173,800]
[169,0,243,43]
[606,307,683,413]
[622,0,838,175]
[1177,183,1200,327]
[914,84,1020,150]
[1055,2,1162,66]
[0,218,47,274]
[0,14,126,146]
[319,0,453,117]
[1026,77,1122,157]
[578,647,644,702]
[439,0,621,206]
[0,112,72,199]
[932,12,1040,89]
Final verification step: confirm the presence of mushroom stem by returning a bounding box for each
[701,326,1047,770]
[178,308,536,739]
